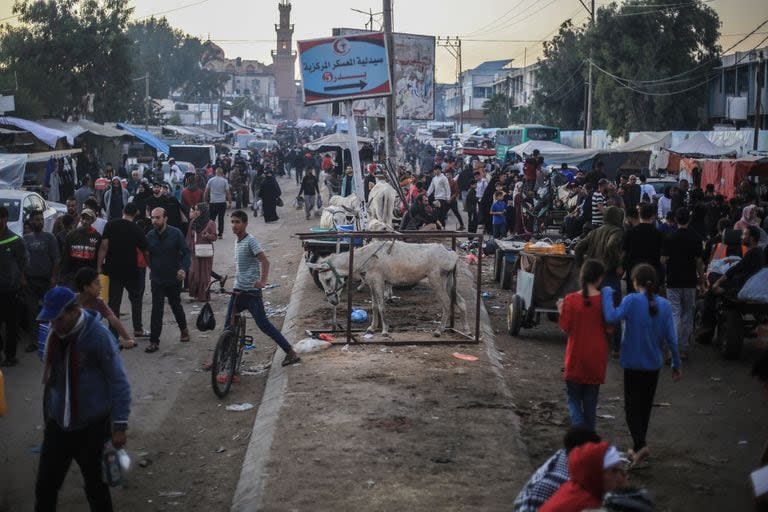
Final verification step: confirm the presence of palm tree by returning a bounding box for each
[483,93,510,128]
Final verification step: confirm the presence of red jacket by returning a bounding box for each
[540,442,609,512]
[558,292,608,384]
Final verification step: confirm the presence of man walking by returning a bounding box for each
[34,286,131,511]
[145,207,191,353]
[427,165,451,227]
[97,202,150,339]
[227,210,301,366]
[661,207,704,360]
[23,209,60,352]
[299,168,321,220]
[445,169,465,230]
[60,208,101,289]
[205,167,232,239]
[74,175,95,211]
[0,206,27,366]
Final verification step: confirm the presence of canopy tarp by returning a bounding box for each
[510,140,601,166]
[304,133,374,151]
[36,119,128,144]
[690,157,768,199]
[0,116,68,148]
[0,153,27,189]
[116,123,169,155]
[613,131,672,152]
[668,133,738,157]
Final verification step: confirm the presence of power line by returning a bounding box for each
[135,0,212,20]
[461,0,527,37]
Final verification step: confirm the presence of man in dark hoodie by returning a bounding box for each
[575,206,625,356]
[540,442,628,512]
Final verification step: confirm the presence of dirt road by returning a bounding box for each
[0,177,309,512]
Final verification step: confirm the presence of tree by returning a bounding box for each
[482,93,509,128]
[531,20,587,130]
[590,0,720,137]
[230,96,257,119]
[0,0,135,121]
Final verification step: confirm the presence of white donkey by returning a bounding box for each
[306,241,469,336]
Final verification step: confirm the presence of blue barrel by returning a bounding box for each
[38,323,50,361]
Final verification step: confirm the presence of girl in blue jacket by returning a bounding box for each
[602,263,682,469]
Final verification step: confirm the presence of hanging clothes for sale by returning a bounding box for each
[44,157,55,188]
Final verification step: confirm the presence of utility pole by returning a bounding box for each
[144,73,150,131]
[383,0,397,168]
[583,0,595,149]
[754,50,764,151]
[437,36,463,132]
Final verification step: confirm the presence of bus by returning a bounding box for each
[495,124,561,161]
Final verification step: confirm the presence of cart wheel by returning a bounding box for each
[717,309,744,360]
[508,294,524,336]
[307,252,324,291]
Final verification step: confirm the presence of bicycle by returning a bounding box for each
[210,289,255,398]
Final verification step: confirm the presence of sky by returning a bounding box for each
[0,0,766,83]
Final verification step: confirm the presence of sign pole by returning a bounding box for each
[345,100,368,229]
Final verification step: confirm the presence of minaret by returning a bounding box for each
[272,0,297,120]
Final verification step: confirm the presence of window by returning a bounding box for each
[473,86,491,99]
[724,70,736,95]
[737,65,749,95]
[252,79,261,90]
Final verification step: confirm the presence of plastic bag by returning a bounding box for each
[293,337,332,354]
[196,302,216,331]
[351,309,368,323]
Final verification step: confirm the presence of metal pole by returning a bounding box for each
[754,51,764,151]
[347,241,355,344]
[585,0,594,149]
[450,235,456,328]
[474,234,483,343]
[458,38,464,134]
[345,100,368,228]
[144,73,150,131]
[382,0,397,168]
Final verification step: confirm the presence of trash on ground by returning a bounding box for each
[452,352,479,362]
[481,291,492,298]
[263,283,280,289]
[598,414,616,420]
[226,403,255,412]
[318,333,335,342]
[363,333,374,340]
[265,305,287,318]
[351,309,368,323]
[738,440,749,445]
[214,447,226,453]
[293,337,332,354]
[653,402,672,407]
[341,344,350,352]
[158,491,186,498]
[709,377,722,382]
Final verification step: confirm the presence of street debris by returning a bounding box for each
[226,403,255,412]
[452,352,478,362]
[293,337,332,353]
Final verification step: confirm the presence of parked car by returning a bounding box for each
[0,189,64,234]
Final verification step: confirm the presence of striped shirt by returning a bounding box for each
[234,234,263,291]
[591,191,605,226]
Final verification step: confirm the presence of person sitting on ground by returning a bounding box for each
[540,442,629,512]
[74,268,136,349]
[513,428,602,512]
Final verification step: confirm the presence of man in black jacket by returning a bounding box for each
[0,206,27,366]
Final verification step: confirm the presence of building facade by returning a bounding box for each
[442,59,513,128]
[707,47,767,129]
[491,62,540,109]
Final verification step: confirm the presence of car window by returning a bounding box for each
[0,199,21,221]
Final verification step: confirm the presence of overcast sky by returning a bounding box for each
[1,0,766,82]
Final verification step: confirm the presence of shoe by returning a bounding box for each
[281,350,301,367]
[145,343,159,353]
[219,275,228,292]
[305,215,311,220]
[1,357,19,367]
[134,330,150,338]
[25,343,38,353]
[217,235,223,239]
[180,329,191,343]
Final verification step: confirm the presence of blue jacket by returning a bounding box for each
[147,224,191,285]
[44,310,131,431]
[602,288,681,371]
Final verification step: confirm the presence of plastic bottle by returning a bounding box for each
[0,369,6,417]
[101,441,123,486]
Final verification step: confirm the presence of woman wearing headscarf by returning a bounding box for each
[511,181,526,234]
[258,168,282,223]
[103,177,129,220]
[186,202,218,301]
[734,204,761,231]
[181,172,204,211]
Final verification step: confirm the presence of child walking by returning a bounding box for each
[557,259,609,432]
[602,263,682,468]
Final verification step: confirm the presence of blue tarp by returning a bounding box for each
[117,123,169,155]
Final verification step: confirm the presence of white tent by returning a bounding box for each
[304,133,374,151]
[614,131,673,152]
[0,154,27,189]
[510,140,601,166]
[668,133,738,157]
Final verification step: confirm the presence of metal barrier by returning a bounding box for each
[296,230,485,344]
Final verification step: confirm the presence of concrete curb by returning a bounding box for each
[230,258,313,512]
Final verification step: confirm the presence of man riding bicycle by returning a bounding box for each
[226,210,301,367]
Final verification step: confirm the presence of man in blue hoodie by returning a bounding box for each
[34,286,131,511]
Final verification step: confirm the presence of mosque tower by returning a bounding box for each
[272,0,297,120]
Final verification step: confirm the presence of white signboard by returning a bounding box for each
[335,29,435,120]
[0,95,15,113]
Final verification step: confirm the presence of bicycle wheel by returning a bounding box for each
[211,329,237,398]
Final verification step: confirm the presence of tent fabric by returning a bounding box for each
[0,153,27,189]
[693,157,768,199]
[304,133,374,151]
[614,132,672,152]
[668,133,738,157]
[116,123,169,155]
[0,116,68,148]
[510,140,601,167]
